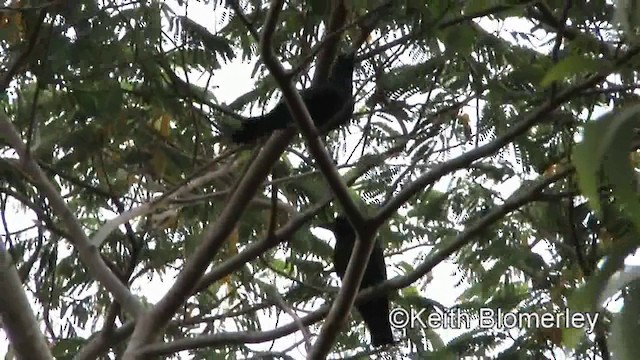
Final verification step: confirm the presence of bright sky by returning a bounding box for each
[2,2,638,359]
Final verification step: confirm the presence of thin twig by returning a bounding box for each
[0,110,144,317]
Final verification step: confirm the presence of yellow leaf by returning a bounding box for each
[459,113,472,140]
[544,163,559,176]
[227,226,239,256]
[148,114,169,136]
[221,227,239,286]
[149,148,167,179]
[160,114,171,137]
[150,207,180,230]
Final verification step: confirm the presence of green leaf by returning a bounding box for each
[573,112,616,215]
[562,326,585,350]
[574,104,640,230]
[540,54,604,87]
[442,24,476,55]
[464,0,494,15]
[51,337,85,359]
[611,282,640,360]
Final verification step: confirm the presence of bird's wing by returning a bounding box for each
[332,239,352,279]
[360,243,388,288]
[356,296,394,347]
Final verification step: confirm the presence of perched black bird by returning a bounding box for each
[230,53,356,144]
[324,215,394,347]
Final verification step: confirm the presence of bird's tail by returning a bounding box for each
[230,109,290,144]
[230,117,266,144]
[358,300,395,347]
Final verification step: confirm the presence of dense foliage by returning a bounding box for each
[2,0,640,359]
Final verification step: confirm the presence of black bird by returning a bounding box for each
[323,215,394,347]
[230,53,355,144]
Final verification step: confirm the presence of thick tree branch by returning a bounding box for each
[194,147,399,292]
[81,57,402,360]
[79,167,569,358]
[122,1,306,356]
[260,1,371,355]
[90,163,232,247]
[308,222,378,358]
[0,9,46,91]
[0,111,143,317]
[122,133,294,358]
[260,2,400,355]
[0,242,52,360]
[261,0,365,228]
[137,168,570,357]
[139,309,326,357]
[372,45,640,227]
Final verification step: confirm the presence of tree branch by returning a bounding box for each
[194,147,398,292]
[0,242,52,360]
[0,8,47,91]
[0,110,143,317]
[121,2,306,355]
[80,80,403,360]
[122,133,294,358]
[80,166,569,358]
[227,0,260,42]
[372,45,640,227]
[138,168,570,358]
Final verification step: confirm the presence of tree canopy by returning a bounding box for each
[2,0,640,359]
